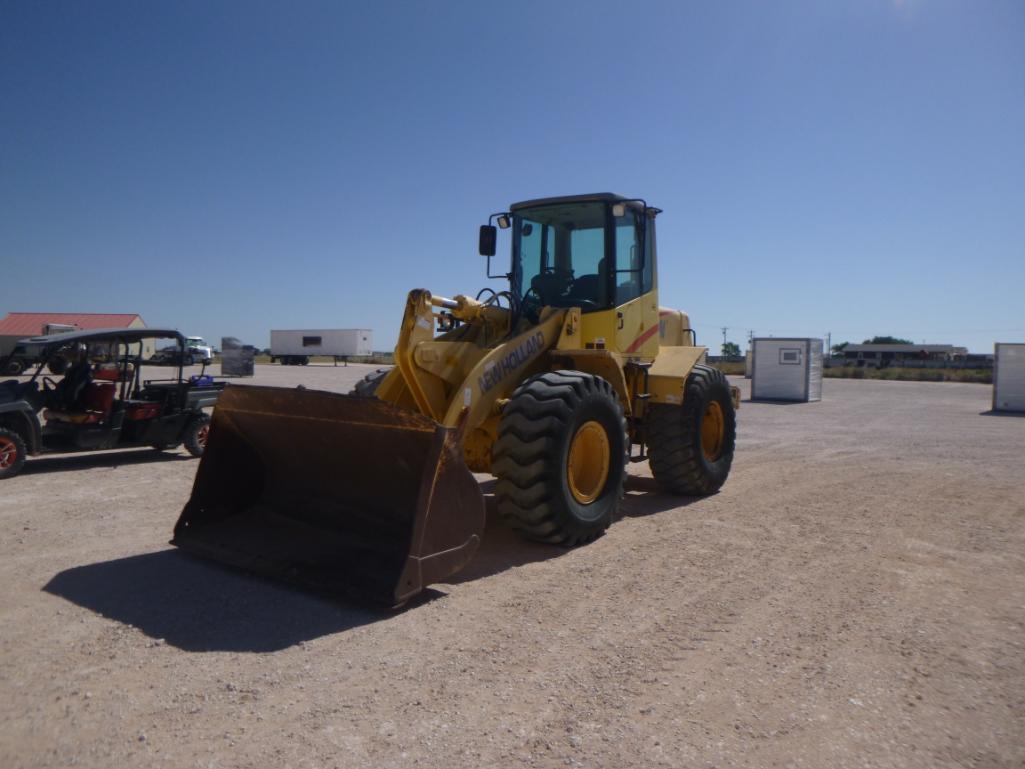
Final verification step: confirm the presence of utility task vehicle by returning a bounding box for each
[174,193,738,605]
[0,328,224,479]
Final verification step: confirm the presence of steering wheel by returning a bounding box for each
[531,271,574,305]
[519,287,544,322]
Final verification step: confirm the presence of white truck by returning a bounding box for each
[185,337,214,365]
[270,329,373,366]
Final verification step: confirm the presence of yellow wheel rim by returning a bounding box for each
[701,401,725,461]
[567,420,610,504]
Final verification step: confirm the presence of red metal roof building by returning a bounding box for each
[0,312,147,357]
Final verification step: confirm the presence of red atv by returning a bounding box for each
[0,328,225,479]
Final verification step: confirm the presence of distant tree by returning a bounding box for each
[863,336,913,345]
[722,341,741,358]
[831,341,849,356]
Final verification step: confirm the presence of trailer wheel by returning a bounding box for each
[183,415,211,458]
[0,427,27,480]
[3,359,25,376]
[646,364,736,495]
[493,370,628,546]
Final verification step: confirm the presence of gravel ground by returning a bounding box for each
[1,363,1023,769]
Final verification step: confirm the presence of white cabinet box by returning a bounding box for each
[993,343,1025,413]
[751,338,823,402]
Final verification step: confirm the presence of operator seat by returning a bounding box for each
[563,258,610,308]
[54,359,93,411]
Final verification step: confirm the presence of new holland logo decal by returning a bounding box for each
[478,331,545,394]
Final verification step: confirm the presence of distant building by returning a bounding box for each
[841,343,968,366]
[0,312,150,358]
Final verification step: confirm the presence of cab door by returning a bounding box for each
[613,209,659,358]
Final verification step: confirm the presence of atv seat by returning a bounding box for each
[43,381,116,425]
[44,409,105,424]
[124,401,162,420]
[94,362,134,382]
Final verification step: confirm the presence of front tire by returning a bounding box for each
[183,415,211,458]
[646,364,736,495]
[0,427,28,479]
[493,371,628,546]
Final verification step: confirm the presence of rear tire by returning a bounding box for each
[350,368,390,398]
[493,370,628,546]
[646,364,736,495]
[0,427,27,479]
[4,359,25,376]
[183,415,211,458]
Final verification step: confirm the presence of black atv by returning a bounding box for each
[0,328,225,479]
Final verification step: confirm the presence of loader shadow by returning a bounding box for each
[25,448,193,476]
[620,475,707,517]
[445,476,704,584]
[979,409,1025,418]
[43,549,409,653]
[45,479,711,647]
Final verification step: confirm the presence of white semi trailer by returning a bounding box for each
[270,329,373,366]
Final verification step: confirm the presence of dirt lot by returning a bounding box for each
[1,364,1023,769]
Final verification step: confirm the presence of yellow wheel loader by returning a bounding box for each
[173,193,738,605]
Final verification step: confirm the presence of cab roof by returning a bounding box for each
[510,192,632,211]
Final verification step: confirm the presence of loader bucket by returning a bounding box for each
[171,385,485,606]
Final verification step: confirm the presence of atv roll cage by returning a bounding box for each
[0,328,224,478]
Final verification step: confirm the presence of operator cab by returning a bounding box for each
[480,193,658,319]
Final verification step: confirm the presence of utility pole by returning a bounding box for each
[721,326,728,353]
[826,331,831,354]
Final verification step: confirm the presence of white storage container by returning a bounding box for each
[751,338,823,402]
[993,343,1025,413]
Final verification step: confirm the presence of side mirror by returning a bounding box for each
[479,225,497,257]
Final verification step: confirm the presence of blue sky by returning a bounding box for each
[2,0,1023,353]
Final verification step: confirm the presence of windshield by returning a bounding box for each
[511,202,610,312]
